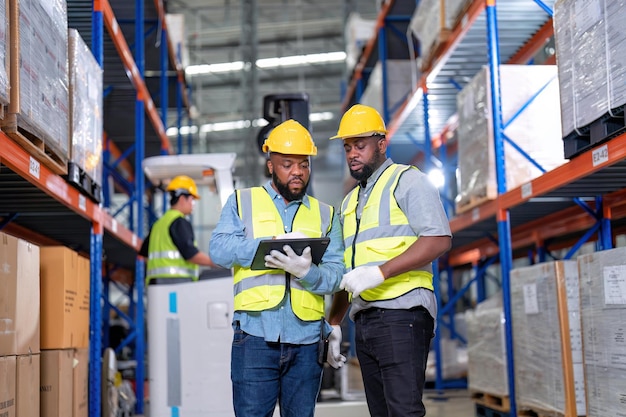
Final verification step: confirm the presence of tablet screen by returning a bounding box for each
[250,237,331,271]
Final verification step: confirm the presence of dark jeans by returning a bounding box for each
[355,307,434,417]
[231,327,323,417]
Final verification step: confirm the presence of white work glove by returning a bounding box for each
[264,245,312,278]
[340,265,385,298]
[275,231,308,240]
[327,325,347,369]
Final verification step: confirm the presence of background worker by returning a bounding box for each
[209,119,344,417]
[139,174,215,282]
[326,104,452,417]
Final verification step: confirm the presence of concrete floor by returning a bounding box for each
[314,389,476,417]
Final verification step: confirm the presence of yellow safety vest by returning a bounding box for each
[146,209,199,284]
[233,187,333,321]
[341,164,433,301]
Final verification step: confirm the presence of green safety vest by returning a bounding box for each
[233,187,333,321]
[341,164,433,301]
[146,209,199,284]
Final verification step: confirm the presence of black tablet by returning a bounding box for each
[250,237,331,271]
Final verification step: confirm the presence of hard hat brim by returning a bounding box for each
[329,130,387,140]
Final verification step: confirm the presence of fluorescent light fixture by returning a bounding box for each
[186,51,346,76]
[167,112,332,136]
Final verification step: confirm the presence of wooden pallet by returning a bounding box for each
[1,113,68,175]
[471,390,510,413]
[455,191,497,214]
[517,407,564,417]
[420,29,452,72]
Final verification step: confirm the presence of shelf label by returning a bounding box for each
[523,283,540,314]
[472,207,480,222]
[521,182,533,199]
[592,144,609,167]
[132,235,137,248]
[603,265,626,305]
[78,195,86,212]
[29,156,40,179]
[112,219,118,233]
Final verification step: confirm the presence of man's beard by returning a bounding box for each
[350,146,382,182]
[273,172,309,201]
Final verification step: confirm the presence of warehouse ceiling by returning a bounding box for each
[65,0,555,207]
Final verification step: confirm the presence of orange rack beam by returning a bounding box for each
[0,131,141,251]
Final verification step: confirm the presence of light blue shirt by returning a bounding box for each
[209,181,345,344]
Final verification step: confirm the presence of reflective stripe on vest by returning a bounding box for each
[341,164,433,301]
[233,187,332,321]
[146,209,199,283]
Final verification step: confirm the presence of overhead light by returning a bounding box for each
[166,112,333,136]
[185,51,346,76]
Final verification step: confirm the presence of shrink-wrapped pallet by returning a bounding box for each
[0,0,9,107]
[455,65,565,212]
[68,28,103,191]
[409,0,469,69]
[510,261,585,416]
[360,60,417,116]
[345,12,376,74]
[577,247,626,417]
[466,295,508,397]
[554,0,626,141]
[4,0,69,174]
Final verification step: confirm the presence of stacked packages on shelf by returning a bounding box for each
[554,0,626,154]
[0,0,9,108]
[7,0,70,165]
[466,294,508,397]
[577,247,626,417]
[455,65,566,213]
[360,60,417,117]
[0,231,41,416]
[409,0,470,70]
[344,12,376,74]
[68,28,104,197]
[510,261,585,416]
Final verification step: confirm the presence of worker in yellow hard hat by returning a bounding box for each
[140,175,216,285]
[326,104,452,417]
[209,119,344,417]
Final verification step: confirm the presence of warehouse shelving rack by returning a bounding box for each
[344,0,626,415]
[0,0,188,416]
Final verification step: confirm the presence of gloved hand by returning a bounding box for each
[340,265,385,298]
[264,245,312,278]
[327,325,347,369]
[275,231,308,240]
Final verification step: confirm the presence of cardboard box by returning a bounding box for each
[0,232,40,356]
[40,350,73,417]
[16,354,39,417]
[510,261,585,416]
[75,256,90,349]
[577,247,626,416]
[40,247,80,349]
[72,349,88,417]
[0,356,16,417]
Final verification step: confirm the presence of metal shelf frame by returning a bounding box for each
[344,0,626,412]
[0,1,189,416]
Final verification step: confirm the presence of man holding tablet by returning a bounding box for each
[209,119,344,417]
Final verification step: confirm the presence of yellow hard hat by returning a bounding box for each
[262,119,317,156]
[330,104,387,140]
[166,175,200,199]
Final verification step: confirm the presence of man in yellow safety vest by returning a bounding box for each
[326,104,452,417]
[140,175,215,284]
[209,119,344,417]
